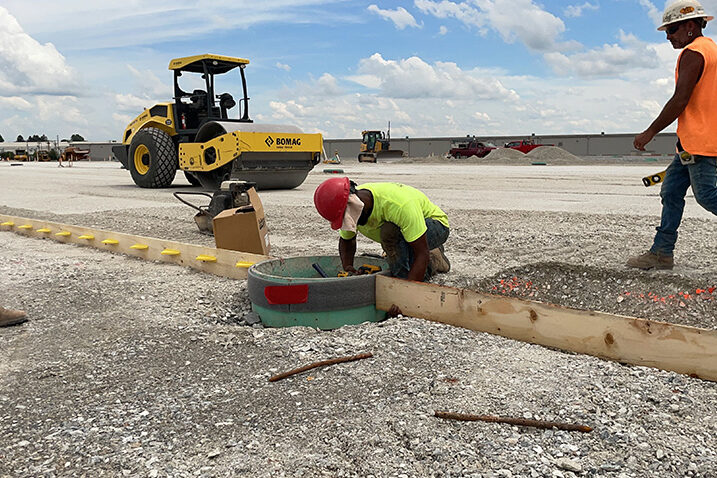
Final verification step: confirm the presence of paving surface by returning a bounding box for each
[1,158,716,477]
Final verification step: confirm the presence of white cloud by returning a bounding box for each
[0,96,32,110]
[114,93,155,112]
[414,0,485,28]
[35,96,87,127]
[126,65,168,98]
[367,4,421,29]
[0,1,367,51]
[564,2,599,18]
[439,25,448,35]
[268,100,302,121]
[638,0,663,27]
[315,73,343,96]
[0,7,77,95]
[345,74,382,89]
[276,62,291,71]
[112,113,133,126]
[350,53,519,101]
[246,62,685,140]
[276,73,344,100]
[415,0,570,52]
[544,31,661,77]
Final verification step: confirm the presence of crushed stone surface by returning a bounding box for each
[1,160,716,477]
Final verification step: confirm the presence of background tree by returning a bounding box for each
[0,133,4,142]
[48,149,59,161]
[16,135,24,142]
[70,134,85,141]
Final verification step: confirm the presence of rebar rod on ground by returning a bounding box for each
[269,352,373,382]
[434,411,593,433]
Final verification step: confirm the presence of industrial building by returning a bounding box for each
[1,132,679,162]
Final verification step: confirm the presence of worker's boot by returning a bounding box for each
[626,251,674,270]
[0,307,28,327]
[429,245,451,274]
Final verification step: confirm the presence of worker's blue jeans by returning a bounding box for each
[651,153,717,255]
[380,219,450,279]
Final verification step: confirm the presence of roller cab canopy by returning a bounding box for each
[168,54,250,74]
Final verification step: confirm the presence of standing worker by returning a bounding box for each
[314,177,450,281]
[629,0,717,270]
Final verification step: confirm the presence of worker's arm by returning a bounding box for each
[634,49,704,150]
[339,236,357,273]
[406,233,430,282]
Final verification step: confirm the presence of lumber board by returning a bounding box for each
[0,214,270,280]
[375,275,717,382]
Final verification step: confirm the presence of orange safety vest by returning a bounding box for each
[676,36,717,156]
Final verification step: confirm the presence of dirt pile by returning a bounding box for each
[527,146,580,162]
[483,148,526,161]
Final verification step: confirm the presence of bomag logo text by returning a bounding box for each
[276,137,301,146]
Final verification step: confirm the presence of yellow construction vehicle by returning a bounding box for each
[113,54,323,189]
[13,149,28,161]
[358,123,403,162]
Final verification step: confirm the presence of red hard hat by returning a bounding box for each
[314,177,350,230]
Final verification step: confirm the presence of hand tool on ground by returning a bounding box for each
[312,263,329,278]
[338,264,382,277]
[358,264,381,274]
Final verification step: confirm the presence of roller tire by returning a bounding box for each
[128,128,177,188]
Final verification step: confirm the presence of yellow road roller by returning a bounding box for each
[112,54,323,189]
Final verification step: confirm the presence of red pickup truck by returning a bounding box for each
[448,141,496,158]
[504,139,552,153]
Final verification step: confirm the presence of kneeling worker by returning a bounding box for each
[314,177,450,281]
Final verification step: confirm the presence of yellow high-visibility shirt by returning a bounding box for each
[339,182,449,243]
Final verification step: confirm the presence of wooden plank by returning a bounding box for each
[375,275,717,382]
[0,214,270,280]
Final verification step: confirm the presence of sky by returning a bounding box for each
[0,0,714,142]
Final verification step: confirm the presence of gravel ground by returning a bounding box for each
[1,159,716,477]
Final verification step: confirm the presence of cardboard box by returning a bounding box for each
[212,188,270,255]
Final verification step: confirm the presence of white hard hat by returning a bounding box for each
[658,0,713,31]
